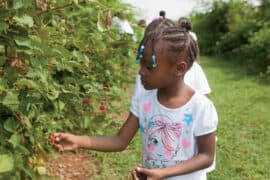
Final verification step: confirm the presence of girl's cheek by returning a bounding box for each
[149,144,155,151]
[165,150,172,158]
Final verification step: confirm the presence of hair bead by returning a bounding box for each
[151,55,157,68]
[136,45,144,64]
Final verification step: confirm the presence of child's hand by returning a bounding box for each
[132,164,164,180]
[51,133,80,152]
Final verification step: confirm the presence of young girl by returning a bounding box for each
[53,19,218,180]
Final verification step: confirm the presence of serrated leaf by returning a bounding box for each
[4,117,19,133]
[0,154,14,173]
[23,116,32,129]
[47,90,59,100]
[15,37,32,48]
[16,78,40,90]
[2,91,19,111]
[10,134,21,148]
[13,15,34,28]
[53,100,65,112]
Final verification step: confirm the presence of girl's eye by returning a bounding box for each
[151,138,159,146]
[147,66,153,71]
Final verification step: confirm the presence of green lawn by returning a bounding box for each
[202,56,270,180]
[92,56,270,179]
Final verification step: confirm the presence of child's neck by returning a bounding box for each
[157,82,194,109]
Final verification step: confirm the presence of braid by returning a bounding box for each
[162,26,200,68]
[139,18,175,49]
[137,18,199,69]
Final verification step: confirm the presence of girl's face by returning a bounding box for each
[147,133,175,161]
[139,40,181,90]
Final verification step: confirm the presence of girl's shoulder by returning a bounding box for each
[190,92,215,108]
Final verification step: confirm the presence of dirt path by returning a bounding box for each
[45,150,99,180]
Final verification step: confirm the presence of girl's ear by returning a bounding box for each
[175,61,188,77]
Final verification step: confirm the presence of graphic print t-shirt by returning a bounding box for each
[130,90,218,180]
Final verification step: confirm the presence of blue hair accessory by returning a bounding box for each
[136,45,144,64]
[151,55,157,68]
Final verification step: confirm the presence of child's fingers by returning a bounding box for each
[53,132,66,138]
[132,169,139,180]
[54,144,64,151]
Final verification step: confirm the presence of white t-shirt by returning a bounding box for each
[133,62,211,101]
[130,90,218,180]
[189,31,198,41]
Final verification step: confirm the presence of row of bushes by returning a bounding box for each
[0,0,137,178]
[191,0,270,76]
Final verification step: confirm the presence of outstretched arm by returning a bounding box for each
[53,112,139,152]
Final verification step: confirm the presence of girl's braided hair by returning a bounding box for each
[137,18,199,69]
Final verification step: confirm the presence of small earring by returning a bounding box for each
[136,45,144,64]
[152,55,157,68]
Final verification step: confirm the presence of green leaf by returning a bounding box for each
[16,78,40,90]
[15,37,32,48]
[83,116,91,129]
[0,154,14,173]
[23,116,32,129]
[13,0,23,9]
[47,90,59,100]
[97,10,105,32]
[21,166,33,178]
[16,145,30,155]
[9,134,21,148]
[2,91,20,111]
[0,22,8,32]
[4,117,19,133]
[0,56,6,66]
[13,15,34,28]
[53,100,65,113]
[0,78,8,92]
[37,166,46,175]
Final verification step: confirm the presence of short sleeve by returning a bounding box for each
[194,99,218,136]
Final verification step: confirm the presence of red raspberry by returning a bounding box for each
[102,86,109,91]
[100,104,106,111]
[49,135,55,143]
[83,98,90,105]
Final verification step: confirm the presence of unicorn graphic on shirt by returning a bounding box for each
[145,115,182,163]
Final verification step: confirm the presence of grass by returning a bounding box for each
[201,56,270,179]
[91,56,270,179]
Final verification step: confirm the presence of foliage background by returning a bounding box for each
[0,0,138,178]
[0,0,269,179]
[191,0,270,77]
